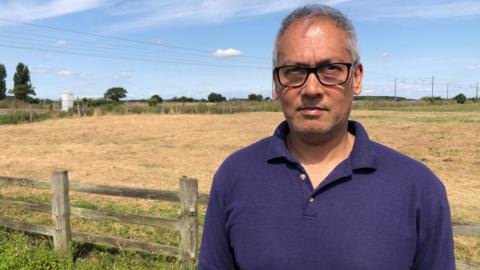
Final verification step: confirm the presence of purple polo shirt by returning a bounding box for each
[198,120,455,270]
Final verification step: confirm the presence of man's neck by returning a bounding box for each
[286,124,355,167]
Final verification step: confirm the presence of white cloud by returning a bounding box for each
[113,71,133,80]
[362,89,375,95]
[105,0,351,32]
[103,0,480,32]
[56,40,67,47]
[0,0,108,22]
[31,67,50,73]
[380,52,390,58]
[56,70,72,76]
[468,65,476,70]
[213,48,242,57]
[1,0,477,32]
[354,1,480,20]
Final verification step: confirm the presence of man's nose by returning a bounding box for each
[301,72,325,97]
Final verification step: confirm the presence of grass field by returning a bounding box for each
[0,104,479,267]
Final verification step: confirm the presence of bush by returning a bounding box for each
[207,92,226,102]
[453,93,466,104]
[81,98,112,107]
[0,111,51,125]
[149,95,163,107]
[104,87,127,102]
[170,96,194,102]
[0,229,65,270]
[248,93,263,101]
[420,96,442,104]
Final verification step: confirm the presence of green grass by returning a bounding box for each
[352,113,480,124]
[0,229,65,270]
[0,111,52,125]
[0,192,202,269]
[0,188,478,268]
[0,101,477,126]
[363,103,480,112]
[0,228,184,270]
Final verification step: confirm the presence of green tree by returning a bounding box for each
[11,62,36,101]
[420,96,441,104]
[0,64,6,100]
[148,94,163,106]
[208,92,226,102]
[453,93,466,104]
[104,87,127,102]
[248,93,263,101]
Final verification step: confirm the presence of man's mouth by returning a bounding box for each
[296,106,329,116]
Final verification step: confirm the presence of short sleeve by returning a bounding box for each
[197,164,237,270]
[412,186,455,270]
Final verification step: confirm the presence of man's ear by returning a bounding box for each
[273,87,281,100]
[272,71,282,100]
[352,63,363,96]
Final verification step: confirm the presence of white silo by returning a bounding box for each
[61,91,74,111]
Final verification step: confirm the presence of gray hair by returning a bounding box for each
[273,4,360,66]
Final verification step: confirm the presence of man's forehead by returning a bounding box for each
[303,24,324,38]
[285,17,344,40]
[275,18,350,65]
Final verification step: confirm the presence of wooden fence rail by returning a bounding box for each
[0,171,207,270]
[1,173,479,269]
[0,176,209,204]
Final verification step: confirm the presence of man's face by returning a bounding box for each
[274,18,363,137]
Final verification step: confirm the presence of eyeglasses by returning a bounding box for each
[274,63,353,88]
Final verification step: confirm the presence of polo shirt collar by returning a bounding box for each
[266,120,377,171]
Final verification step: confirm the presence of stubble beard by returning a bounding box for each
[289,122,333,142]
[286,112,350,143]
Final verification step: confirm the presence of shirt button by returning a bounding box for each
[299,174,306,181]
[308,197,315,203]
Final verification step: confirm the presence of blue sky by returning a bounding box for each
[0,0,479,100]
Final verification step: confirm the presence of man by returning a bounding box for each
[198,4,455,270]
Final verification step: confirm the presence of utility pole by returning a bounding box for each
[394,77,397,101]
[446,83,449,100]
[476,81,479,102]
[431,75,434,97]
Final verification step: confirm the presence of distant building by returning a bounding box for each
[62,92,74,111]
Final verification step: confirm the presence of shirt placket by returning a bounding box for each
[293,164,318,218]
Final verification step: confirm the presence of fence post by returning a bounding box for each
[51,170,72,260]
[29,104,33,123]
[179,177,198,270]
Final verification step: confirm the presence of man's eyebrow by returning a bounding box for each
[279,59,341,67]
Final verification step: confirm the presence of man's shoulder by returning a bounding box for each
[210,136,273,196]
[221,136,272,169]
[370,140,446,198]
[371,140,431,174]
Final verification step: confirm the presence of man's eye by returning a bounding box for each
[284,67,304,75]
[325,64,341,71]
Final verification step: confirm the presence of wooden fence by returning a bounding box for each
[1,172,480,269]
[0,171,208,270]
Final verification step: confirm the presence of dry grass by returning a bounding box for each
[0,109,479,263]
[0,113,283,192]
[0,111,478,220]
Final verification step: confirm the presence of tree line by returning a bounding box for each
[4,62,467,105]
[0,62,270,106]
[0,62,36,102]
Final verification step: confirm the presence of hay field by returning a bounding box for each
[0,110,478,221]
[0,109,479,263]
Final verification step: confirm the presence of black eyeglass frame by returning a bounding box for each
[274,63,353,88]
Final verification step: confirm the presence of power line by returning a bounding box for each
[0,35,269,65]
[0,29,270,63]
[0,17,269,60]
[0,42,270,69]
